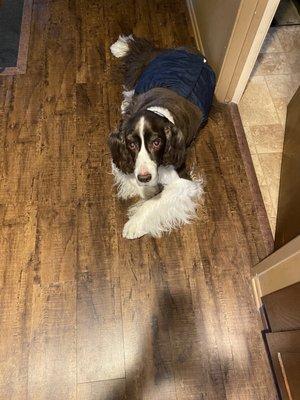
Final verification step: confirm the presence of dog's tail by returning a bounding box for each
[110,34,159,90]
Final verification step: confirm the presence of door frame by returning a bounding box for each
[187,0,280,103]
[229,0,280,103]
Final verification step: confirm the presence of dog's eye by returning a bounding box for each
[153,138,161,148]
[128,142,136,150]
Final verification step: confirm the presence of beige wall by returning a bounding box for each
[187,0,279,102]
[187,0,241,75]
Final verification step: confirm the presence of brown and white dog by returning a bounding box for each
[109,35,214,239]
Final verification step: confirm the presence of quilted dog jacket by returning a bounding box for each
[135,49,216,123]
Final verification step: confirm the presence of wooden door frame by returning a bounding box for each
[252,236,300,309]
[229,0,280,103]
[187,0,280,103]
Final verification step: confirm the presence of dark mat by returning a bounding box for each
[0,0,25,71]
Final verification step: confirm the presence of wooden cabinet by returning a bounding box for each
[266,331,300,400]
[275,88,300,249]
[252,86,300,399]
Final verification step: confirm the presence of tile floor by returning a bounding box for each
[238,25,300,237]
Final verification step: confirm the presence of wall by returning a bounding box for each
[187,0,241,75]
[187,0,279,102]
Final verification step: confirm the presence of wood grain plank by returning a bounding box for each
[150,235,226,400]
[37,115,77,206]
[0,75,42,205]
[77,378,126,400]
[211,108,272,261]
[75,82,113,203]
[75,82,124,383]
[115,237,178,400]
[1,8,79,398]
[75,0,109,84]
[262,282,300,332]
[28,0,77,112]
[0,205,36,399]
[36,204,77,285]
[266,330,300,400]
[279,353,300,400]
[26,204,77,399]
[31,1,78,205]
[76,203,124,383]
[28,282,76,400]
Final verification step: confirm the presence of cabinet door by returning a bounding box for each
[266,331,300,400]
[275,87,300,249]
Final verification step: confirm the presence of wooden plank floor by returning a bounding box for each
[0,0,277,399]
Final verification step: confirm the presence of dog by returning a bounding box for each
[109,35,215,239]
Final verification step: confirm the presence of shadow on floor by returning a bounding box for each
[104,289,202,400]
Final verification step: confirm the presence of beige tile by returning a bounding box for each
[251,153,266,186]
[253,52,292,76]
[268,179,280,212]
[258,153,282,187]
[243,125,257,154]
[260,27,283,53]
[265,74,297,102]
[259,185,276,221]
[238,76,280,126]
[239,25,299,238]
[239,110,249,128]
[272,77,299,127]
[250,124,284,153]
[285,51,300,74]
[276,25,300,53]
[272,98,288,126]
[292,72,300,88]
[269,217,277,238]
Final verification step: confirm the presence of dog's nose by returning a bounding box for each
[137,173,152,183]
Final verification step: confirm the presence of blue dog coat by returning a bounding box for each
[135,49,216,123]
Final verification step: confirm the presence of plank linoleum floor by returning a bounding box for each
[0,1,277,399]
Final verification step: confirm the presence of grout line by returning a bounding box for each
[254,72,293,77]
[239,68,283,226]
[255,151,278,218]
[239,26,299,238]
[257,151,281,215]
[262,184,277,219]
[263,74,284,126]
[77,377,126,386]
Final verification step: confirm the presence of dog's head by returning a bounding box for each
[109,110,185,186]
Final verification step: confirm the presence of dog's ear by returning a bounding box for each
[108,129,135,174]
[162,124,185,168]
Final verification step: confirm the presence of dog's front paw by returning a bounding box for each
[123,217,147,239]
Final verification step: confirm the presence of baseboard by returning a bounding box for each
[229,103,274,256]
[185,0,205,54]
